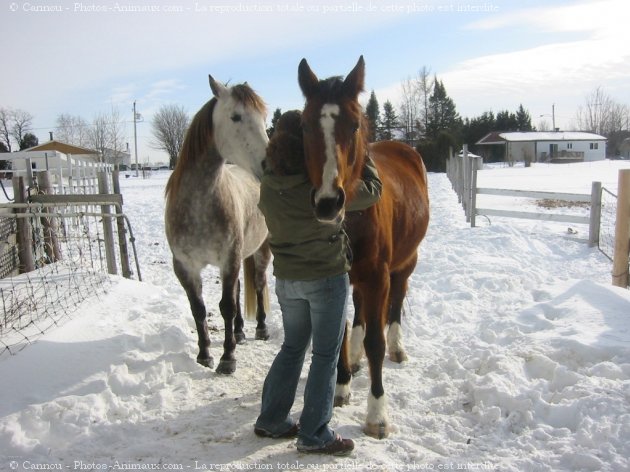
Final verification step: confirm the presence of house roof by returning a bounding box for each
[477,131,607,146]
[23,140,99,155]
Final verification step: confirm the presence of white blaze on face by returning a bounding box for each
[317,103,340,201]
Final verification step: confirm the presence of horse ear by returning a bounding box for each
[342,56,365,100]
[298,58,319,99]
[209,75,228,98]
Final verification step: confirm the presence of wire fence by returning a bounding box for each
[598,187,618,262]
[0,199,140,358]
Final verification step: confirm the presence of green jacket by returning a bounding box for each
[258,159,382,281]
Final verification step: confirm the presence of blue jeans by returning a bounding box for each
[255,273,349,447]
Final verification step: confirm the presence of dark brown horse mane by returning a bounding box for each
[165,98,216,199]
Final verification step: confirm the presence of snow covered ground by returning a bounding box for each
[1,161,629,472]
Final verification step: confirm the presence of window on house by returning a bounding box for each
[590,143,599,150]
[567,143,573,149]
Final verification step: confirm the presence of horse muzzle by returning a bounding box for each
[311,187,346,224]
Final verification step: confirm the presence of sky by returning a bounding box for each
[1,0,629,164]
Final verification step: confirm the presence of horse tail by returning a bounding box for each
[243,255,259,320]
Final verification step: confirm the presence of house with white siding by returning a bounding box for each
[476,131,607,164]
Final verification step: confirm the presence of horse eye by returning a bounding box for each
[231,113,242,123]
[352,123,360,133]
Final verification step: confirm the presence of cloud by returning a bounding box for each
[374,0,630,127]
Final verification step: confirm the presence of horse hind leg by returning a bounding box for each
[173,258,213,368]
[334,321,352,407]
[349,289,365,373]
[247,241,271,341]
[387,257,416,363]
[234,278,246,344]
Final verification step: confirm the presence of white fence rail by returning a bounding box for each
[446,146,630,288]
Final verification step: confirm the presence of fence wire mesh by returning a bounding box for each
[598,187,617,263]
[0,204,137,358]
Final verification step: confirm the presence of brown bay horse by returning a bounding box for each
[165,77,271,375]
[298,56,430,438]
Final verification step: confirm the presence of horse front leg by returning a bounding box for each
[217,266,240,375]
[173,259,213,368]
[358,269,392,439]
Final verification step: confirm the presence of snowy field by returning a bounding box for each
[1,160,630,472]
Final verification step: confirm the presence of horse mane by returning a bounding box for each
[165,98,216,199]
[231,83,267,116]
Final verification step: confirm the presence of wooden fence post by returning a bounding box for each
[112,170,131,279]
[589,181,602,248]
[98,171,117,275]
[612,169,630,288]
[36,171,62,263]
[12,176,35,274]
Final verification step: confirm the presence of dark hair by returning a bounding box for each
[266,110,306,176]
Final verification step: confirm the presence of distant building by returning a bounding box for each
[2,140,131,173]
[476,131,607,163]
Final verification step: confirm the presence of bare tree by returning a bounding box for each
[398,66,434,146]
[575,86,628,135]
[90,112,110,163]
[107,106,127,167]
[11,109,34,149]
[88,106,126,165]
[55,113,91,147]
[0,107,34,151]
[151,104,189,169]
[399,77,420,145]
[0,108,12,152]
[416,66,434,137]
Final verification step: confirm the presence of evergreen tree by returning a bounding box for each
[365,91,380,142]
[421,78,461,172]
[426,79,461,139]
[380,101,398,141]
[515,104,533,131]
[267,108,282,137]
[496,110,518,131]
[19,132,38,150]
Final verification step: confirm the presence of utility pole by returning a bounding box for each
[552,103,556,131]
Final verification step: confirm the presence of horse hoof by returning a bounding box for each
[364,421,391,439]
[255,328,270,341]
[235,332,247,344]
[351,363,361,375]
[216,359,236,375]
[197,356,214,369]
[334,394,350,407]
[389,350,408,363]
